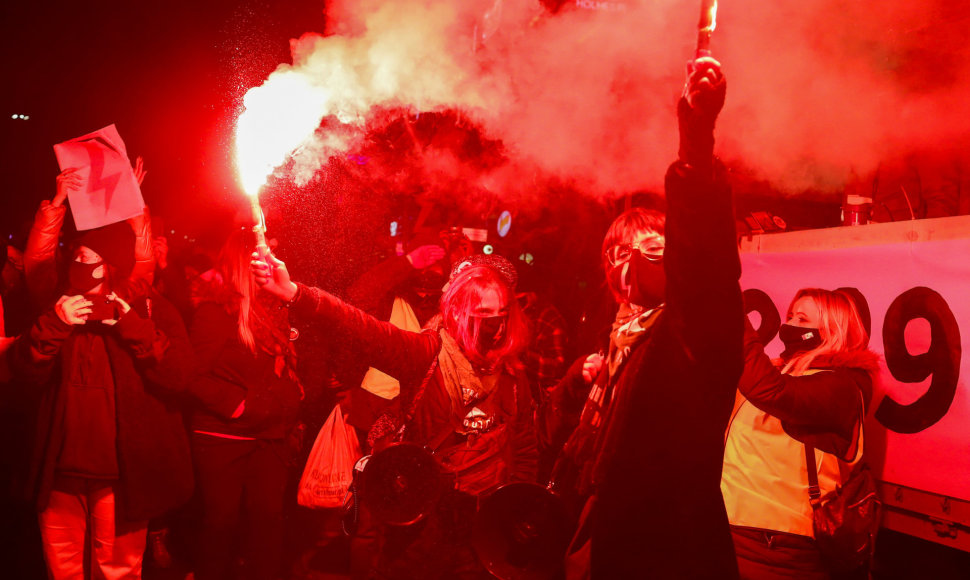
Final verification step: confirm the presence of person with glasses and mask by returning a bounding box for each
[540,55,743,579]
[250,250,537,578]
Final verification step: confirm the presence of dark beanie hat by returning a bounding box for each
[75,222,136,276]
[449,254,518,291]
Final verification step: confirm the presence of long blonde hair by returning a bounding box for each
[782,288,869,376]
[216,230,259,352]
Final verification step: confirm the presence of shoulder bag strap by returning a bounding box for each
[804,443,822,510]
[425,412,457,453]
[393,343,441,443]
[805,387,867,506]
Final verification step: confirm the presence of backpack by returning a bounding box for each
[804,391,880,572]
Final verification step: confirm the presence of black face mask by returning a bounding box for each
[609,250,665,309]
[778,323,822,359]
[69,260,104,293]
[475,315,507,353]
[408,271,445,320]
[407,288,441,320]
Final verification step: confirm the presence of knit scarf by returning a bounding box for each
[572,303,662,456]
[607,303,663,381]
[436,328,502,431]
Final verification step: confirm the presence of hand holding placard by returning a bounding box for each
[53,124,145,231]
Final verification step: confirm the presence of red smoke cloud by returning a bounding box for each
[237,0,970,200]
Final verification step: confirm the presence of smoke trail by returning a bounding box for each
[235,0,490,193]
[237,0,970,199]
[715,0,970,191]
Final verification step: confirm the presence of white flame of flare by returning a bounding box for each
[703,0,718,34]
[235,73,332,196]
[233,1,479,197]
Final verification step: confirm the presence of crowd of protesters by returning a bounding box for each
[0,56,884,580]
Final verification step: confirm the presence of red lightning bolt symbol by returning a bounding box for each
[81,140,122,215]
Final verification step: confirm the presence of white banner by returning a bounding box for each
[740,216,969,502]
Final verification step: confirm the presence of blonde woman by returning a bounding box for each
[188,230,302,580]
[722,288,880,579]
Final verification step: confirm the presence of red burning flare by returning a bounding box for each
[697,0,718,56]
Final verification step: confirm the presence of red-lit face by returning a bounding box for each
[473,286,507,317]
[787,297,820,329]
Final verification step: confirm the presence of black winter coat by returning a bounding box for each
[586,161,744,579]
[12,292,194,522]
[186,301,302,440]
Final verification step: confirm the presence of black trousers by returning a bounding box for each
[731,525,868,580]
[192,434,289,580]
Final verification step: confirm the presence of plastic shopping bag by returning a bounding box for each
[297,404,362,508]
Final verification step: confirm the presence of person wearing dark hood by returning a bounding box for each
[722,289,879,579]
[540,55,743,579]
[251,249,537,578]
[9,218,194,580]
[347,237,449,327]
[24,162,155,311]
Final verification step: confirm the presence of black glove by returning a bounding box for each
[678,56,726,169]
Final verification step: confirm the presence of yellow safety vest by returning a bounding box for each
[720,371,863,538]
[359,297,422,400]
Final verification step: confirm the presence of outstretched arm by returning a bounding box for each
[127,207,156,285]
[252,252,437,385]
[127,157,156,284]
[739,319,869,458]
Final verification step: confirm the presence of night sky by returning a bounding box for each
[1,0,326,240]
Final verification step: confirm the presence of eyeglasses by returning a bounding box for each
[605,242,664,267]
